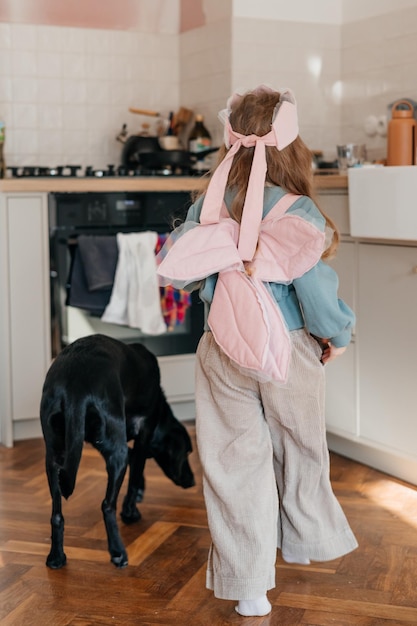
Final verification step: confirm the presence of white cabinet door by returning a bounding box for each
[324,241,357,436]
[358,243,417,457]
[317,190,350,236]
[158,354,196,421]
[6,194,51,434]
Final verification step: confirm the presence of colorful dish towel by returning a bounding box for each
[156,234,191,330]
[101,232,166,335]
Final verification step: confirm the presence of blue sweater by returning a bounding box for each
[186,186,355,348]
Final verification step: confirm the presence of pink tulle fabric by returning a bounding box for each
[157,194,324,383]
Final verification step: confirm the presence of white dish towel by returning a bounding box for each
[101,231,166,335]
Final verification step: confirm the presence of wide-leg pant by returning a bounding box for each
[195,329,358,600]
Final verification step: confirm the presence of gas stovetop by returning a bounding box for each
[7,164,206,178]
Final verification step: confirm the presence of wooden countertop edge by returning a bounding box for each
[0,174,348,193]
[0,177,205,193]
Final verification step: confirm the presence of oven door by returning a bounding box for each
[49,191,204,358]
[60,285,203,357]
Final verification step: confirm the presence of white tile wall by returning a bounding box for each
[180,17,342,159]
[179,18,232,148]
[341,5,417,161]
[0,23,180,169]
[232,18,342,159]
[180,6,417,163]
[2,5,417,168]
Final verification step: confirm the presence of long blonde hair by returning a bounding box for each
[194,89,339,259]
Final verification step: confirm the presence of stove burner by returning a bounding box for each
[7,163,206,178]
[85,164,119,177]
[7,165,82,178]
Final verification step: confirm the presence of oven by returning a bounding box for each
[48,190,204,358]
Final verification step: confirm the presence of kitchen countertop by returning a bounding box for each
[0,173,347,193]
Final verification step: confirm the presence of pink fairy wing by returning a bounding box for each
[157,220,242,287]
[208,270,270,372]
[248,215,325,282]
[208,271,292,383]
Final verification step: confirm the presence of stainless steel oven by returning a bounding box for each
[48,190,204,358]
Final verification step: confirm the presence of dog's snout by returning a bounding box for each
[178,463,195,489]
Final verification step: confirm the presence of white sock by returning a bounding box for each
[235,595,271,617]
[282,551,310,565]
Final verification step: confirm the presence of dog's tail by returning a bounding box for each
[59,398,86,499]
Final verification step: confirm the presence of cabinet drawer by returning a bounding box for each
[158,354,195,401]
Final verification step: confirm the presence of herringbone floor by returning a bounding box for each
[1,422,417,625]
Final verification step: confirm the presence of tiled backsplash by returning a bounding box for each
[0,23,180,169]
[180,6,417,163]
[2,4,417,168]
[341,5,417,162]
[231,18,342,159]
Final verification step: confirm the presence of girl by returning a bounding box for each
[157,85,358,617]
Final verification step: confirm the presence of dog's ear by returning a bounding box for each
[150,420,193,457]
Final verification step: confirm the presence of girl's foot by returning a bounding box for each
[235,595,271,616]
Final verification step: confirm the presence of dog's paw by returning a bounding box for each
[46,551,67,569]
[120,507,142,525]
[111,552,128,568]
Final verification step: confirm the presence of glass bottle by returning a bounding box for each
[166,111,175,136]
[188,114,212,171]
[188,114,211,152]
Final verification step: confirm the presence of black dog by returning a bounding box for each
[40,334,195,570]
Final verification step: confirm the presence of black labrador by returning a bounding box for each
[40,334,195,570]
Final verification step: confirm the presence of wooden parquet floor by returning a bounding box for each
[1,422,417,625]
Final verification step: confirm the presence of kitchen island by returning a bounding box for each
[9,171,417,489]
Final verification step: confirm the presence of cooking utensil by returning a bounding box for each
[173,107,193,133]
[121,135,162,168]
[139,147,219,171]
[128,107,160,117]
[174,107,195,147]
[121,131,218,169]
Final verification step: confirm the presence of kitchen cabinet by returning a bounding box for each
[357,243,417,458]
[0,192,51,446]
[318,191,358,437]
[324,241,358,437]
[319,189,417,486]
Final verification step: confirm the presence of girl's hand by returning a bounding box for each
[320,341,346,364]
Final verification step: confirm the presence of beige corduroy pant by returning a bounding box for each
[195,329,358,600]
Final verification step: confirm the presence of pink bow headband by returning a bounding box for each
[200,85,299,261]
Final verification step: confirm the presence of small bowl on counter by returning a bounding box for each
[159,136,181,150]
[336,144,366,173]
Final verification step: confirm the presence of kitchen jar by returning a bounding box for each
[336,144,366,173]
